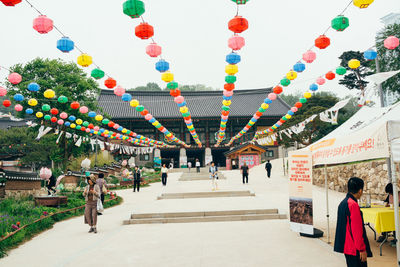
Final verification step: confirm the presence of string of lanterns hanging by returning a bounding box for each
[225,0,376,146]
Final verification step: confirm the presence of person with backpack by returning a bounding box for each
[265,160,272,178]
[133,166,141,192]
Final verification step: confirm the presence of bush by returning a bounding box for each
[144,162,154,169]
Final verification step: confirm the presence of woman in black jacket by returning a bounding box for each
[133,166,141,192]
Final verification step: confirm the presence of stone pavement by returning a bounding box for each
[1,159,395,266]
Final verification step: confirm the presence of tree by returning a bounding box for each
[280,91,303,106]
[133,82,162,91]
[180,84,217,91]
[338,51,374,91]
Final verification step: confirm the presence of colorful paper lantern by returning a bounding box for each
[114,86,126,96]
[273,86,283,95]
[170,89,181,97]
[325,71,336,80]
[123,0,145,18]
[304,92,312,99]
[231,0,250,4]
[28,82,40,92]
[302,50,317,64]
[58,95,68,103]
[42,104,50,112]
[2,100,11,107]
[331,15,349,32]
[384,36,399,50]
[77,54,93,67]
[224,83,235,91]
[155,59,170,73]
[299,98,307,104]
[130,99,139,107]
[309,84,318,91]
[13,93,24,101]
[228,16,249,33]
[228,35,245,50]
[0,87,7,96]
[28,98,38,106]
[33,15,53,34]
[60,112,68,119]
[286,71,297,81]
[121,93,132,102]
[26,108,33,114]
[36,112,43,118]
[70,101,80,109]
[161,72,174,82]
[50,117,57,123]
[225,75,237,84]
[44,114,51,121]
[88,111,96,117]
[8,72,22,84]
[280,78,290,87]
[174,96,185,104]
[226,52,241,64]
[1,0,22,6]
[68,115,76,122]
[50,108,59,115]
[57,37,74,53]
[146,43,162,57]
[336,66,347,75]
[315,35,330,49]
[79,106,89,114]
[76,119,83,125]
[225,64,238,75]
[44,89,55,99]
[316,77,326,85]
[105,77,117,89]
[353,0,374,9]
[57,119,64,125]
[95,115,103,121]
[293,62,305,73]
[135,22,154,39]
[136,105,145,112]
[91,68,105,79]
[364,49,377,60]
[348,59,360,69]
[268,93,277,101]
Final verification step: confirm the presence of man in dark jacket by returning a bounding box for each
[47,175,57,195]
[133,166,141,192]
[265,160,272,178]
[334,177,372,267]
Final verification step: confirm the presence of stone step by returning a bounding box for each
[179,175,226,181]
[130,209,279,219]
[157,190,255,200]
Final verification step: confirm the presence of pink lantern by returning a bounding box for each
[116,134,121,138]
[228,35,245,50]
[60,112,68,119]
[79,106,89,114]
[94,126,100,131]
[302,50,317,63]
[113,124,119,129]
[174,96,185,104]
[223,90,234,97]
[291,107,298,113]
[39,167,52,180]
[146,43,162,57]
[268,93,277,101]
[114,86,125,97]
[57,119,64,125]
[132,133,137,137]
[161,128,167,133]
[33,15,53,34]
[277,121,282,126]
[145,114,153,120]
[316,77,326,85]
[254,115,260,120]
[8,72,22,85]
[14,104,23,112]
[384,36,400,50]
[220,115,228,120]
[86,128,91,133]
[0,87,7,96]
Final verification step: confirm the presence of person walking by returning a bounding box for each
[47,174,57,195]
[265,160,272,178]
[209,162,218,191]
[96,173,107,215]
[161,164,168,186]
[133,166,141,192]
[241,162,249,184]
[83,175,101,234]
[188,161,192,172]
[334,177,372,267]
[195,159,200,173]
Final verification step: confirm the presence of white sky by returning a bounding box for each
[1,0,399,98]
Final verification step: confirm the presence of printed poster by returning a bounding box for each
[239,154,259,169]
[288,151,313,235]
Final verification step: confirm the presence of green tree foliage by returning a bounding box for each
[338,51,373,91]
[280,91,303,106]
[179,84,217,91]
[133,82,162,91]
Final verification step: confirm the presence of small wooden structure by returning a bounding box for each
[224,143,266,170]
[1,170,42,197]
[34,196,68,207]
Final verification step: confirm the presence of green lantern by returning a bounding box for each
[83,121,89,127]
[231,0,250,4]
[300,98,307,104]
[182,112,190,117]
[126,130,131,134]
[155,124,162,129]
[91,68,105,79]
[44,115,51,120]
[102,118,110,125]
[136,105,144,112]
[280,78,291,87]
[42,104,51,111]
[222,106,230,111]
[258,107,266,113]
[58,95,68,104]
[167,82,178,89]
[225,75,237,83]
[336,66,347,75]
[282,117,287,121]
[76,125,82,130]
[123,0,145,18]
[331,15,349,32]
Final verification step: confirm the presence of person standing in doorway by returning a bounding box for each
[195,159,200,173]
[209,162,218,191]
[232,159,236,169]
[161,164,168,186]
[265,160,272,178]
[241,162,249,184]
[188,161,192,172]
[83,175,100,234]
[133,166,141,192]
[334,177,372,267]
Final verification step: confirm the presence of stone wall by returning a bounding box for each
[313,159,391,200]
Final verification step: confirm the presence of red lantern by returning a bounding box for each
[105,78,117,89]
[2,100,11,107]
[108,121,115,127]
[88,124,94,129]
[81,127,86,131]
[170,89,181,97]
[224,83,235,91]
[295,102,302,108]
[279,119,285,124]
[222,110,229,116]
[50,108,59,115]
[70,101,80,109]
[33,15,53,34]
[129,132,134,136]
[135,22,154,40]
[184,115,192,121]
[1,0,22,6]
[315,35,330,49]
[325,71,336,80]
[273,86,283,95]
[228,16,249,33]
[140,110,149,116]
[146,43,162,57]
[256,111,262,117]
[51,117,57,123]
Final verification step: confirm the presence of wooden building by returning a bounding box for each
[224,143,270,170]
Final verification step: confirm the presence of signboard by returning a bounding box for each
[288,151,313,235]
[239,154,259,169]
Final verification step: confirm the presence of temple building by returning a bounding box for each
[98,88,290,167]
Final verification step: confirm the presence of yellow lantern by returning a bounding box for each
[152,121,159,126]
[249,121,255,125]
[122,128,127,133]
[180,107,188,113]
[28,98,38,106]
[95,115,103,121]
[225,64,238,75]
[353,0,374,8]
[104,130,109,135]
[348,59,360,69]
[77,53,93,67]
[43,89,55,99]
[130,99,139,107]
[70,123,76,129]
[76,119,83,125]
[161,72,174,82]
[285,114,292,119]
[94,131,98,135]
[304,92,312,99]
[261,103,269,109]
[166,133,172,137]
[286,70,298,81]
[222,100,231,106]
[36,112,43,118]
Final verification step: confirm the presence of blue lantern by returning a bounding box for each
[65,122,71,127]
[309,83,318,91]
[226,52,241,65]
[155,59,170,73]
[90,130,94,134]
[121,93,132,102]
[26,108,33,114]
[27,82,40,92]
[251,118,257,123]
[13,94,24,101]
[99,128,104,133]
[264,98,272,104]
[149,118,156,123]
[68,115,76,121]
[57,37,74,53]
[117,126,123,131]
[288,110,294,116]
[223,95,232,100]
[293,62,306,73]
[88,111,96,118]
[364,49,377,60]
[177,101,186,108]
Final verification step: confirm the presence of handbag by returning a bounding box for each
[97,198,104,213]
